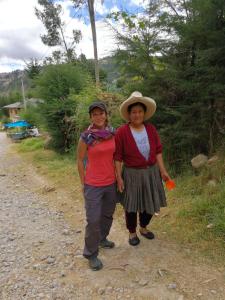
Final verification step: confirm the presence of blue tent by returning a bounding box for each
[4,120,31,128]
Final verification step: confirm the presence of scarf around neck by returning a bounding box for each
[81,124,115,146]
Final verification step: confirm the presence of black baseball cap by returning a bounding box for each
[88,101,107,114]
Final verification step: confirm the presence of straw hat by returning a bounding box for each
[120,91,156,121]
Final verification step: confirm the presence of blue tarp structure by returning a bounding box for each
[4,120,31,128]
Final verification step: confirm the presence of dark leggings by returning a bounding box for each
[125,211,153,233]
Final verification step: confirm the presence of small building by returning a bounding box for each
[2,98,44,122]
[2,102,24,122]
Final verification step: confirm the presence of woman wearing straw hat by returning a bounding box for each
[115,91,170,246]
[77,101,117,270]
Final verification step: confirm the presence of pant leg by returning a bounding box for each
[83,184,103,259]
[139,211,153,228]
[100,183,117,241]
[125,211,137,233]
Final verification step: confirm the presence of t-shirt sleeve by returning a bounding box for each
[114,127,124,161]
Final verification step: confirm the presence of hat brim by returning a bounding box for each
[120,96,156,121]
[89,103,107,113]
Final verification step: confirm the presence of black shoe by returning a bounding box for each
[140,230,155,239]
[88,257,103,271]
[99,239,115,249]
[129,235,140,246]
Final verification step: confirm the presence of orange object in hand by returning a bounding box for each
[165,179,176,190]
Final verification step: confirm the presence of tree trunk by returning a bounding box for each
[88,0,100,85]
[209,98,215,155]
[59,26,71,62]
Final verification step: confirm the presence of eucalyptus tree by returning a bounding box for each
[108,0,167,92]
[72,0,102,85]
[35,0,82,62]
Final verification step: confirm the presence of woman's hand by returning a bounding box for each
[117,177,124,193]
[160,170,171,182]
[80,184,84,195]
[156,153,171,182]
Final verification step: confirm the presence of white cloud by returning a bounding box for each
[130,0,148,9]
[95,1,109,15]
[110,5,120,13]
[0,0,117,73]
[0,0,50,71]
[130,0,142,5]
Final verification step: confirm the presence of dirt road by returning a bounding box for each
[0,132,224,300]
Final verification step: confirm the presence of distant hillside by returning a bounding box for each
[0,70,29,95]
[0,57,119,95]
[99,56,120,86]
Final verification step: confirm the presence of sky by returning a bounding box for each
[0,0,145,73]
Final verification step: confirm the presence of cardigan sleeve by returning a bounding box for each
[152,125,163,154]
[114,127,124,161]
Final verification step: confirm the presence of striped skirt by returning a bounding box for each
[121,164,167,214]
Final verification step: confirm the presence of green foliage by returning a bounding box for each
[190,188,225,240]
[35,0,81,62]
[108,0,225,169]
[25,59,42,80]
[35,63,87,100]
[17,137,45,152]
[175,160,225,241]
[79,54,107,83]
[72,85,101,143]
[34,63,91,152]
[19,106,47,130]
[0,115,10,124]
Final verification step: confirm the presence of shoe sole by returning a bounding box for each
[99,245,115,249]
[129,239,140,246]
[91,265,103,271]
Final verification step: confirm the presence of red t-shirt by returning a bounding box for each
[85,137,116,186]
[114,123,162,168]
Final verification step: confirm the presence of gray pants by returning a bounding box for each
[83,183,117,259]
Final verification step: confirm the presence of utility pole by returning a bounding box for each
[21,77,26,111]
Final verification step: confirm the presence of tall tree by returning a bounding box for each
[25,59,41,80]
[109,0,225,166]
[109,1,164,84]
[35,0,82,62]
[72,0,101,85]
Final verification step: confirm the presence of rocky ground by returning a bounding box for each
[0,132,225,300]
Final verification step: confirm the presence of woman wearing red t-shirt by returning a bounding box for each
[77,102,117,271]
[115,91,170,246]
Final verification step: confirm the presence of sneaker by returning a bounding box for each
[129,235,140,246]
[88,257,103,271]
[99,238,115,249]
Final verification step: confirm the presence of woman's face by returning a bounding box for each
[128,104,145,126]
[90,108,107,128]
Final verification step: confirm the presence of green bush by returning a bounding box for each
[34,63,92,152]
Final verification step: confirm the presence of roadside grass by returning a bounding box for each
[16,138,225,265]
[151,159,225,264]
[17,137,45,152]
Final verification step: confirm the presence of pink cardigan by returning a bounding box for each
[114,123,162,168]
